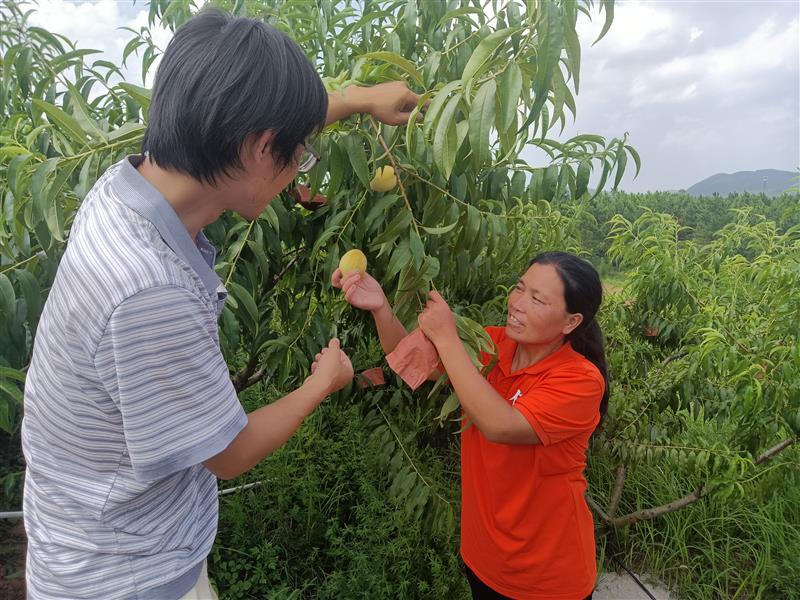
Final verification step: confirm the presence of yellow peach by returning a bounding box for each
[338,249,368,277]
[369,166,397,193]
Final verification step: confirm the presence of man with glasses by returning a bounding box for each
[22,9,420,600]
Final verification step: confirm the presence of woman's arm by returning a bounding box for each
[333,270,408,354]
[419,292,540,445]
[369,297,409,355]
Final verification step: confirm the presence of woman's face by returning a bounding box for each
[506,263,583,346]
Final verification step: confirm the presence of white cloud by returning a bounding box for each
[627,16,798,106]
[689,26,703,43]
[576,0,675,53]
[26,0,173,86]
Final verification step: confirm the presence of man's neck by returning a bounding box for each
[136,158,224,240]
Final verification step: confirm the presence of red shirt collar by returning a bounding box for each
[496,331,577,377]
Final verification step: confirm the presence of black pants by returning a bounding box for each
[465,564,593,600]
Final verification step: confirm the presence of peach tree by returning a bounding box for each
[0,0,657,531]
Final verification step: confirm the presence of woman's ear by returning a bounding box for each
[563,312,583,336]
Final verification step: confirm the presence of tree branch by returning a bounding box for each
[231,255,301,392]
[607,464,627,519]
[606,437,795,529]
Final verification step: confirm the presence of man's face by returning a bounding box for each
[229,140,304,221]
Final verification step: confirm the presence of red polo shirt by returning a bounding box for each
[460,326,603,599]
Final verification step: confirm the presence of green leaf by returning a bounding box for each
[345,134,370,188]
[385,240,411,280]
[468,80,496,169]
[403,0,417,45]
[497,62,522,133]
[44,160,79,242]
[436,6,484,29]
[0,273,15,319]
[423,80,461,137]
[0,367,26,383]
[541,164,559,201]
[437,391,461,421]
[30,158,59,220]
[358,51,423,87]
[14,270,41,327]
[32,99,87,146]
[433,92,462,180]
[576,160,590,199]
[591,160,612,200]
[66,82,107,141]
[420,221,458,235]
[625,144,641,178]
[371,210,412,247]
[364,194,402,233]
[563,2,581,93]
[106,122,146,144]
[118,83,152,112]
[524,1,563,130]
[614,143,628,190]
[409,229,424,269]
[593,0,615,46]
[8,153,33,200]
[460,27,520,84]
[227,281,259,331]
[50,49,101,71]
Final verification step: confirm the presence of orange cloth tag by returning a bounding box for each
[386,329,440,390]
[357,367,386,388]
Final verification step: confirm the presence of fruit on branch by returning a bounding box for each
[369,166,397,193]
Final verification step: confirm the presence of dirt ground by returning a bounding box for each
[0,520,25,600]
[595,571,675,599]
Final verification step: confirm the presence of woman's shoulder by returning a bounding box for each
[551,345,605,389]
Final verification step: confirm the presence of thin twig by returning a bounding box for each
[375,404,451,506]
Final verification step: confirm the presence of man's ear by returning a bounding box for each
[242,130,274,168]
[563,312,583,336]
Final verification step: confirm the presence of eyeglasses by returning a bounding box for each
[297,144,320,173]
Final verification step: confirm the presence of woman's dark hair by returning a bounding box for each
[530,252,609,425]
[142,9,328,184]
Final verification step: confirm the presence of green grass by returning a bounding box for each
[210,384,466,599]
[590,449,800,600]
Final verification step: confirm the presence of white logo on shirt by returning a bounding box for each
[509,389,523,406]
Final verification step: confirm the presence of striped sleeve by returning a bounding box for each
[95,285,247,481]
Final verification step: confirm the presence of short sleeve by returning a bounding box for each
[480,326,505,368]
[514,366,603,446]
[95,285,247,481]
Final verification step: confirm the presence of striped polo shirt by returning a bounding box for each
[21,156,248,599]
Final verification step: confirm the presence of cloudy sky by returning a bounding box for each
[26,0,800,192]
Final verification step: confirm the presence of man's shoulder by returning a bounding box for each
[69,183,201,301]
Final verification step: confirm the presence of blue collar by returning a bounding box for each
[116,155,224,301]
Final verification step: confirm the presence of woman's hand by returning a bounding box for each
[418,291,459,348]
[308,338,354,396]
[332,269,388,313]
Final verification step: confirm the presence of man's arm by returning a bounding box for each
[326,81,420,126]
[203,378,327,479]
[204,338,352,480]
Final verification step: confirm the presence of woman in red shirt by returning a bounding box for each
[332,251,608,600]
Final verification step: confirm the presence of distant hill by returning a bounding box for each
[687,169,797,197]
